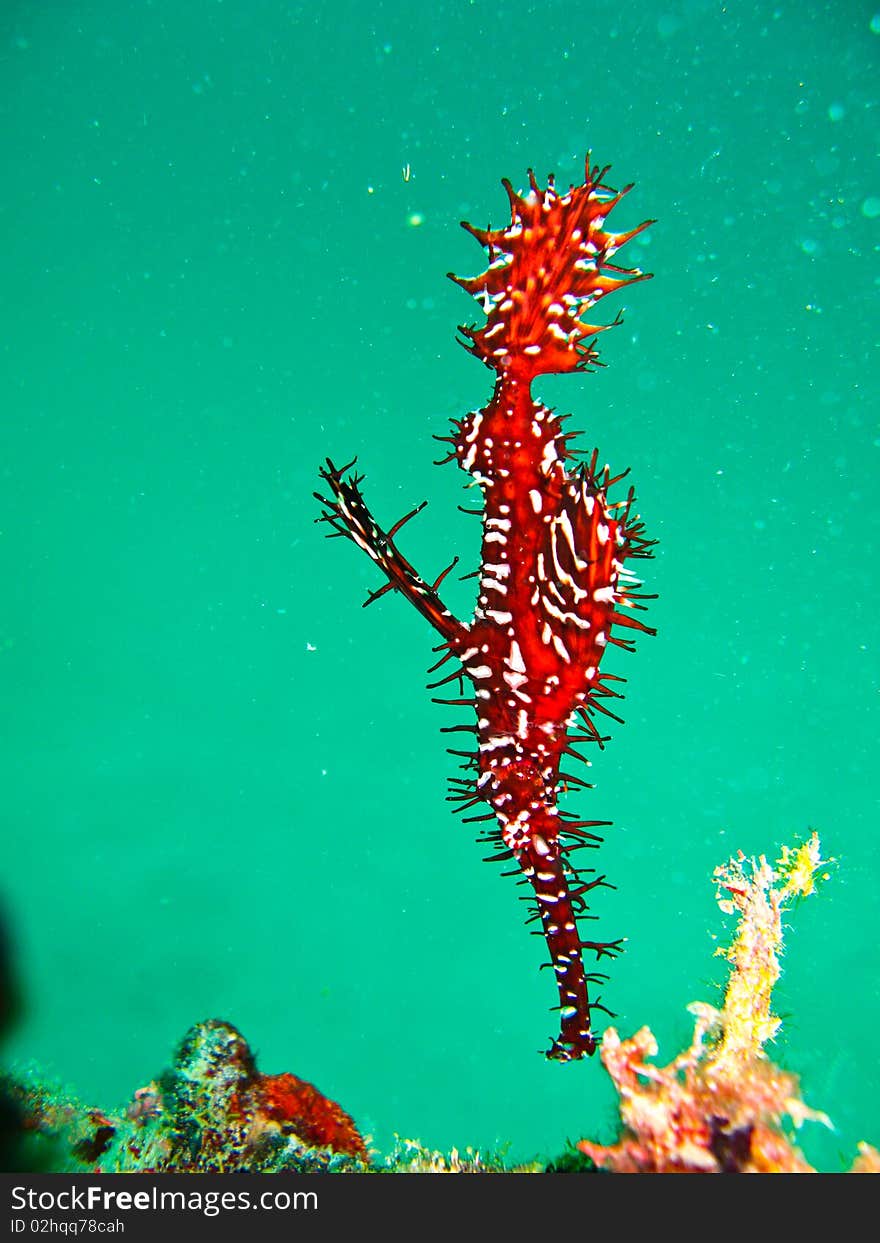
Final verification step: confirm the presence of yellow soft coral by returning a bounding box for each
[710,831,828,1073]
[577,832,863,1174]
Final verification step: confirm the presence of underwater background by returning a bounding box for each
[2,0,878,1170]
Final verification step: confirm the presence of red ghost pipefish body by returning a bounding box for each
[316,157,655,1061]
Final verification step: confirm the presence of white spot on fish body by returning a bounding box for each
[552,634,571,662]
[555,509,590,571]
[541,441,559,473]
[542,594,590,629]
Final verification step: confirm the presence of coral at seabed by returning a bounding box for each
[4,1019,368,1173]
[577,832,876,1173]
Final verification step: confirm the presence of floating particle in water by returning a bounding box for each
[861,196,880,219]
[657,14,680,38]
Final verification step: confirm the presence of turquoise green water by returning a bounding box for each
[2,0,878,1169]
